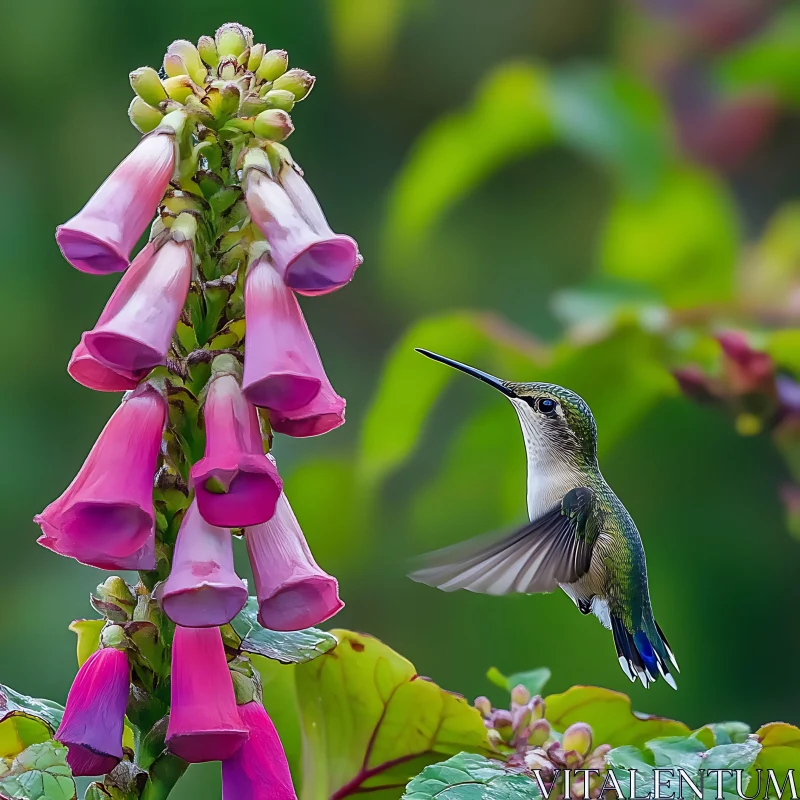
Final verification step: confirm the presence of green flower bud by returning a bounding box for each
[101,624,127,650]
[532,695,545,720]
[247,43,266,72]
[211,353,242,378]
[492,710,513,741]
[128,97,163,133]
[253,109,294,142]
[563,749,583,769]
[216,22,253,57]
[562,722,592,757]
[130,66,167,107]
[511,684,531,707]
[217,56,241,81]
[487,728,504,748]
[262,89,295,112]
[164,53,188,79]
[239,92,270,117]
[163,75,200,104]
[473,696,492,717]
[272,68,315,101]
[167,39,207,86]
[256,49,288,82]
[92,576,137,623]
[529,718,551,747]
[198,35,219,67]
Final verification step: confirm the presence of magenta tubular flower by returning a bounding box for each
[222,702,296,800]
[269,375,346,438]
[245,492,343,631]
[166,626,248,763]
[68,333,149,392]
[242,254,333,412]
[34,384,165,567]
[191,361,283,526]
[244,152,359,296]
[83,236,193,374]
[56,117,181,275]
[55,647,129,776]
[161,500,248,627]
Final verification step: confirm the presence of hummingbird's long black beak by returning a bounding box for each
[415,349,516,397]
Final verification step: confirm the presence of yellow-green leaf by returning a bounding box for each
[295,630,494,800]
[68,620,103,667]
[544,685,689,748]
[0,689,64,761]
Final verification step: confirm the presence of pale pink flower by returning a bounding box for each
[242,255,332,412]
[222,702,296,800]
[83,237,193,374]
[166,626,248,763]
[34,384,165,568]
[161,500,248,627]
[56,121,181,275]
[245,492,343,631]
[244,154,359,296]
[269,374,345,438]
[56,647,129,776]
[191,363,282,527]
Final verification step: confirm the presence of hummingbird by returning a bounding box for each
[410,349,679,689]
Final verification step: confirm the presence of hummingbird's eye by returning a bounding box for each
[535,397,558,415]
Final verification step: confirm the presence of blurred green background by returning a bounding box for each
[3,0,800,796]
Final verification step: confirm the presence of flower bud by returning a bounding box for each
[254,109,294,142]
[101,624,127,650]
[247,43,266,72]
[487,728,504,748]
[512,706,533,736]
[532,695,545,720]
[239,93,270,117]
[546,741,566,765]
[164,76,200,104]
[216,23,253,57]
[262,89,295,112]
[473,696,492,717]
[198,36,219,67]
[491,709,513,740]
[563,722,593,757]
[164,53,189,79]
[524,750,554,776]
[256,49,288,82]
[564,749,583,769]
[130,67,168,107]
[167,40,207,86]
[511,684,531,707]
[272,68,315,101]
[92,576,137,622]
[128,97,164,134]
[529,718,551,747]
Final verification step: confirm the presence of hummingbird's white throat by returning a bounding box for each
[510,398,586,521]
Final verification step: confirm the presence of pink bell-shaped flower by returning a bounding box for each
[242,254,333,412]
[56,112,183,275]
[269,373,346,438]
[68,333,148,392]
[245,491,343,631]
[166,626,248,763]
[83,222,194,374]
[221,702,296,800]
[34,383,165,568]
[55,647,130,776]
[243,149,360,296]
[161,500,248,627]
[191,356,283,527]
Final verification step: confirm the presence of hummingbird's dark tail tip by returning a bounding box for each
[611,615,678,690]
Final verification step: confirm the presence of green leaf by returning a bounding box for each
[708,722,751,746]
[229,597,337,664]
[600,166,739,307]
[550,66,669,197]
[543,685,689,748]
[402,752,541,800]
[752,723,800,791]
[484,668,550,698]
[359,311,546,488]
[766,330,800,375]
[295,630,494,800]
[0,689,64,760]
[715,4,800,106]
[606,745,655,796]
[0,741,75,800]
[383,61,554,260]
[67,620,103,668]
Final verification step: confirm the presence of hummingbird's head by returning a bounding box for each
[416,349,598,463]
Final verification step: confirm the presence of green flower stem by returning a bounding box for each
[141,754,189,800]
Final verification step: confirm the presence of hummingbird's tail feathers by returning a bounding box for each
[611,616,677,690]
[408,498,596,596]
[655,621,680,673]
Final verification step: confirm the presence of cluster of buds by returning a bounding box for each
[42,21,360,797]
[673,331,800,537]
[475,687,610,800]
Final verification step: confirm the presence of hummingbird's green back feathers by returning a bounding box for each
[411,349,679,690]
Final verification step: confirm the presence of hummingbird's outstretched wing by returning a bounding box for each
[409,487,598,596]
